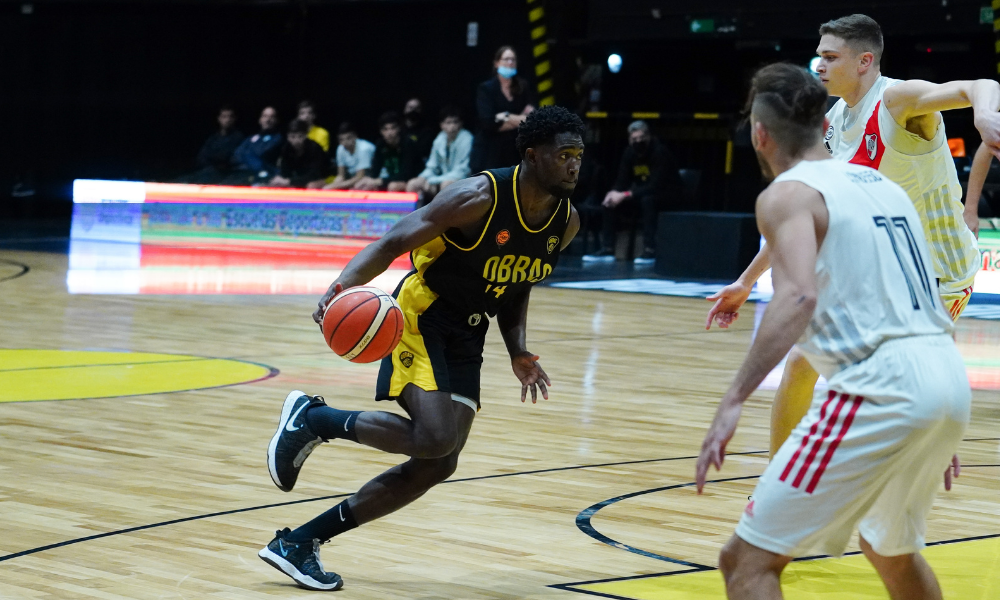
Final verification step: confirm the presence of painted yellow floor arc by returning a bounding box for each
[0,350,272,402]
[576,537,1000,599]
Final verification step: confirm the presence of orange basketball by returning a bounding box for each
[321,286,404,363]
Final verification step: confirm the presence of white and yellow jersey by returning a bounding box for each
[824,76,979,297]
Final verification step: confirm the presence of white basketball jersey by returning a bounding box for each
[774,159,954,378]
[824,76,979,294]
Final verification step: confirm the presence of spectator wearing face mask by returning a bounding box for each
[270,119,327,188]
[583,120,682,264]
[471,45,536,172]
[403,97,436,165]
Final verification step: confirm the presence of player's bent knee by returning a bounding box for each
[411,428,459,459]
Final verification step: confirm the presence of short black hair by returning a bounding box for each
[298,99,316,112]
[819,14,883,64]
[378,111,402,129]
[439,105,462,122]
[219,105,236,116]
[338,121,356,135]
[288,119,310,135]
[745,62,828,157]
[515,106,585,158]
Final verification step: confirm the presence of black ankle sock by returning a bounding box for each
[287,500,359,543]
[306,405,362,443]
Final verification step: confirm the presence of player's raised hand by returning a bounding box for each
[944,454,961,491]
[512,352,550,404]
[695,399,743,494]
[705,281,753,330]
[313,283,345,328]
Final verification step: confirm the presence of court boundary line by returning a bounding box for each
[0,450,768,564]
[0,259,29,283]
[556,462,1000,598]
[552,531,1000,599]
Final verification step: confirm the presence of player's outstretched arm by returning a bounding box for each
[705,244,771,329]
[696,182,824,492]
[497,289,551,404]
[312,177,493,324]
[965,142,993,238]
[883,79,1000,155]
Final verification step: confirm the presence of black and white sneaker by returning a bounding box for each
[267,390,326,492]
[259,528,344,591]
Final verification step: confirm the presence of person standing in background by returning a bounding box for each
[472,46,536,172]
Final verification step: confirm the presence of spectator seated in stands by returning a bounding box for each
[270,119,327,188]
[297,100,330,152]
[406,106,473,202]
[223,106,284,185]
[583,120,682,264]
[324,122,376,190]
[403,97,436,164]
[175,106,245,184]
[355,111,421,192]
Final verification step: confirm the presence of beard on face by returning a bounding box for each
[755,149,776,183]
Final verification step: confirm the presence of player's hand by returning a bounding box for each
[974,111,1000,160]
[511,352,550,404]
[602,191,625,208]
[695,397,743,494]
[313,283,345,329]
[964,210,980,239]
[944,454,961,491]
[705,281,753,330]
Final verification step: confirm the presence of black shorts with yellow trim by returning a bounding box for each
[375,273,488,410]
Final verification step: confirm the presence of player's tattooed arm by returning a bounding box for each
[497,289,551,404]
[964,142,993,239]
[313,176,494,323]
[705,244,771,330]
[697,182,824,492]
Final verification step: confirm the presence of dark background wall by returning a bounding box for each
[1,0,996,216]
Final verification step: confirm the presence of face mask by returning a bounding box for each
[633,140,649,154]
[497,66,517,79]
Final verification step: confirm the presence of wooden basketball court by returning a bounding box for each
[1,248,997,599]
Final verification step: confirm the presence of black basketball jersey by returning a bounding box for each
[409,165,571,318]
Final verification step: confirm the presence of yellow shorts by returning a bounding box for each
[941,286,973,322]
[375,273,487,411]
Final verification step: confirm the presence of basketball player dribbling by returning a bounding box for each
[706,14,1000,458]
[697,63,970,600]
[256,106,585,591]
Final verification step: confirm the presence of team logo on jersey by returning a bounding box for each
[400,351,414,368]
[468,313,482,327]
[865,133,878,161]
[496,229,510,246]
[546,236,559,254]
